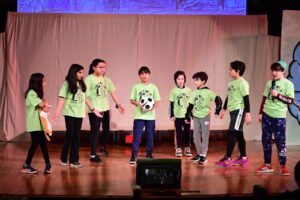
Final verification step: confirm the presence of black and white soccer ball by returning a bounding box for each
[140,96,154,111]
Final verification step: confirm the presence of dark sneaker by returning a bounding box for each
[100,147,109,156]
[44,163,52,174]
[215,156,232,167]
[90,154,102,163]
[21,164,38,174]
[129,156,137,164]
[146,154,153,159]
[70,162,83,168]
[199,156,208,165]
[190,155,201,162]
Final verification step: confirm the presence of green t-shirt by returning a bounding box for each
[169,86,192,118]
[189,87,217,118]
[85,75,116,112]
[26,90,43,132]
[130,83,161,120]
[59,81,86,118]
[227,77,249,112]
[263,79,294,118]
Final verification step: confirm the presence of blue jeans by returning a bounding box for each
[131,119,155,157]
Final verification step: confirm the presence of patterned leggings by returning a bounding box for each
[261,113,287,165]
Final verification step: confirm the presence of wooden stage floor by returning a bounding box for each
[0,139,299,199]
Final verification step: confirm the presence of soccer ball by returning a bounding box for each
[140,96,154,111]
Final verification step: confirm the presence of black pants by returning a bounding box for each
[88,110,110,155]
[225,130,246,158]
[174,118,191,148]
[25,131,50,166]
[61,116,83,163]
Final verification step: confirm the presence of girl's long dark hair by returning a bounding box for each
[88,58,106,75]
[65,64,86,99]
[25,73,44,99]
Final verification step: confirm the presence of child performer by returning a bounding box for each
[185,71,222,164]
[85,58,124,162]
[169,70,192,157]
[53,64,89,168]
[215,60,252,167]
[129,66,161,164]
[256,60,294,175]
[22,73,51,174]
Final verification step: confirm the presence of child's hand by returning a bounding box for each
[170,117,175,122]
[42,103,51,113]
[118,105,125,114]
[258,114,262,122]
[245,113,252,125]
[93,109,103,118]
[184,119,191,124]
[43,106,50,113]
[219,109,225,119]
[271,89,278,97]
[137,101,142,108]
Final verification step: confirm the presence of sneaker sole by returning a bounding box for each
[281,173,290,176]
[232,163,249,166]
[215,162,232,167]
[90,159,102,163]
[256,170,274,174]
[21,169,38,174]
[70,164,82,168]
[199,162,208,166]
[44,170,52,174]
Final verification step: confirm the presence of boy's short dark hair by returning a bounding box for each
[271,62,285,72]
[174,70,186,84]
[138,66,151,75]
[192,71,208,84]
[230,60,246,76]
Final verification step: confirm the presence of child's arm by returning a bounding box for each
[169,101,175,120]
[275,93,294,104]
[214,96,222,116]
[243,95,252,125]
[185,103,194,123]
[153,101,159,109]
[130,99,141,108]
[258,96,267,122]
[85,98,103,118]
[39,99,51,113]
[52,97,65,123]
[110,91,125,114]
[219,96,228,119]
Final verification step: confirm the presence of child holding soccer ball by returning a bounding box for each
[129,66,161,164]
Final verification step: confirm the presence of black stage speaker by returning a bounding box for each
[136,158,181,188]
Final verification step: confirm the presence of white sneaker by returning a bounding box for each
[175,148,183,157]
[184,147,192,157]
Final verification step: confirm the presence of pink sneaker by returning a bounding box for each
[232,157,249,166]
[215,157,232,167]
